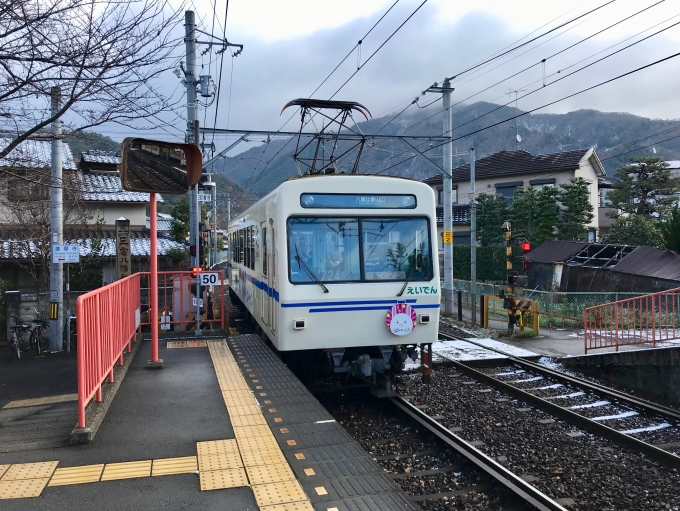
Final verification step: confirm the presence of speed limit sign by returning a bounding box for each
[199,272,220,285]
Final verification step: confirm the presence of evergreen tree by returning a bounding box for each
[170,196,190,243]
[474,193,509,246]
[557,178,594,241]
[660,207,680,253]
[509,186,559,246]
[604,215,664,247]
[607,157,680,220]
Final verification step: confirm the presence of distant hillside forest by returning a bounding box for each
[212,102,680,197]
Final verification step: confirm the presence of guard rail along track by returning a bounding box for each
[436,332,680,470]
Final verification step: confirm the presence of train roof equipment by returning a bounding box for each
[281,98,372,176]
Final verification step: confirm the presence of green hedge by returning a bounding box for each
[450,246,521,282]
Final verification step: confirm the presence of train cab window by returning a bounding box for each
[362,217,432,281]
[288,217,361,283]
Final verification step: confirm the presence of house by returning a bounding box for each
[0,136,186,317]
[524,240,680,293]
[423,148,606,244]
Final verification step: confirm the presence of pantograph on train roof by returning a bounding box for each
[281,98,372,176]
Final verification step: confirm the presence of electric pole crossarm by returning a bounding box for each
[399,139,448,176]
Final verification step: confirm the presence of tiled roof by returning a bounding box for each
[435,205,469,224]
[81,152,120,164]
[146,214,174,232]
[424,149,596,185]
[0,230,185,260]
[0,137,77,170]
[78,172,162,203]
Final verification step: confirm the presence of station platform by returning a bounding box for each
[0,334,417,510]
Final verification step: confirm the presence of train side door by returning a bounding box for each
[261,223,270,325]
[269,220,277,333]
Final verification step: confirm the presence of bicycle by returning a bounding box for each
[8,316,31,360]
[25,307,48,356]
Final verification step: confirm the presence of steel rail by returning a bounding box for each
[432,342,680,470]
[389,396,569,511]
[439,332,680,424]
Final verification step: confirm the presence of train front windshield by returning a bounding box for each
[287,217,433,284]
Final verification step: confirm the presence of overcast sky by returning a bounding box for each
[98,0,680,153]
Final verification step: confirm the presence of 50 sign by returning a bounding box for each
[199,272,220,285]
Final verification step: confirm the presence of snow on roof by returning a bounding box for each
[81,151,120,164]
[0,137,77,170]
[78,172,162,203]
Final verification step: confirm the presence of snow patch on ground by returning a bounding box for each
[464,338,539,358]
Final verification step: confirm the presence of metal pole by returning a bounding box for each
[227,195,231,224]
[212,183,217,265]
[195,183,202,336]
[65,264,70,353]
[442,80,454,315]
[49,86,64,352]
[149,192,160,363]
[470,147,477,325]
[185,10,199,267]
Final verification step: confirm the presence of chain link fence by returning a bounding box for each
[444,279,646,329]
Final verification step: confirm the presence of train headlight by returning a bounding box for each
[302,195,315,207]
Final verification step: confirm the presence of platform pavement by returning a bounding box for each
[0,339,258,510]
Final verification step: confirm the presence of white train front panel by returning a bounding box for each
[228,174,440,352]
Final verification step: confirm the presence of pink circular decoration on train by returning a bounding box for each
[386,303,417,336]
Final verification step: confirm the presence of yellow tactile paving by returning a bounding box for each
[197,439,240,456]
[228,405,263,417]
[151,457,198,476]
[252,480,308,507]
[166,341,187,348]
[240,449,287,467]
[100,460,152,481]
[259,503,315,511]
[233,425,275,439]
[245,464,295,485]
[197,452,243,471]
[207,339,313,507]
[2,394,78,409]
[230,413,268,427]
[3,462,58,480]
[236,436,280,452]
[0,478,51,499]
[199,467,248,491]
[48,465,104,486]
[0,465,9,479]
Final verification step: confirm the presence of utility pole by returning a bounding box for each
[212,182,217,265]
[183,10,242,268]
[441,80,454,315]
[185,10,199,267]
[469,147,477,325]
[227,195,231,224]
[49,86,63,352]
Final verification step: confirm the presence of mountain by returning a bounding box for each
[212,102,680,197]
[66,130,121,157]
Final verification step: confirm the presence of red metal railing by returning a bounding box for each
[76,273,141,428]
[138,271,225,332]
[583,287,680,353]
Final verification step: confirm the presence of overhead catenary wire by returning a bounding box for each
[370,50,680,176]
[361,12,680,174]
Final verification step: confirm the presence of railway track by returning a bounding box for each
[436,331,680,469]
[316,389,546,510]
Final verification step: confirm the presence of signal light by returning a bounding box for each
[523,260,531,271]
[521,242,531,252]
[191,266,203,278]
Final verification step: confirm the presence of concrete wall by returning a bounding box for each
[562,347,680,405]
[85,203,147,228]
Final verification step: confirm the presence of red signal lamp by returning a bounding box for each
[191,266,203,278]
[521,242,531,252]
[523,260,531,271]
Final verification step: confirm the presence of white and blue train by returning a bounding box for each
[227,174,440,383]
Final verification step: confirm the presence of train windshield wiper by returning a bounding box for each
[295,244,329,293]
[397,250,418,297]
